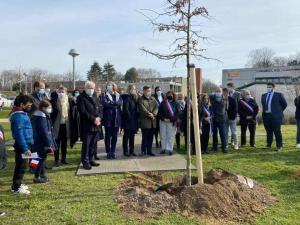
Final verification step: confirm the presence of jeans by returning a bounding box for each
[160,121,176,152]
[212,120,227,151]
[225,119,238,146]
[263,114,282,148]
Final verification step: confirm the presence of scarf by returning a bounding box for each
[240,99,254,113]
[59,95,69,124]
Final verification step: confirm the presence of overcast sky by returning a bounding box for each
[0,0,299,83]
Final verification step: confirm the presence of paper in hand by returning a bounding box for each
[21,152,40,159]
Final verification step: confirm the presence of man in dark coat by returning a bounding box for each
[77,81,102,170]
[102,82,123,159]
[238,90,259,147]
[29,81,48,116]
[261,82,287,151]
[121,85,139,156]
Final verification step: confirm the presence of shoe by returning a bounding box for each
[54,162,60,167]
[20,184,29,190]
[94,155,100,160]
[276,147,283,151]
[90,161,100,167]
[234,145,239,150]
[148,152,155,156]
[111,155,116,159]
[12,186,30,195]
[107,154,111,159]
[266,144,272,149]
[61,160,69,165]
[33,177,48,184]
[40,175,49,182]
[83,164,92,170]
[222,150,228,154]
[0,211,5,217]
[130,152,137,157]
[168,151,173,156]
[124,153,130,157]
[139,152,146,156]
[160,150,166,154]
[296,144,300,148]
[250,145,256,148]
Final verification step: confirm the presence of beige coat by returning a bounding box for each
[138,96,158,129]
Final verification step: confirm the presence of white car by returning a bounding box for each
[0,95,13,108]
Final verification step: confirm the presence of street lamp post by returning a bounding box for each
[68,49,80,90]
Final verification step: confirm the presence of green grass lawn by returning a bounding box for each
[0,110,11,119]
[0,125,300,225]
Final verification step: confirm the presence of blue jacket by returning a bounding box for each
[102,92,123,128]
[261,92,287,121]
[10,107,33,153]
[31,110,57,155]
[121,94,139,130]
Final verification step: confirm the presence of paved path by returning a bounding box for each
[0,118,9,123]
[76,134,194,176]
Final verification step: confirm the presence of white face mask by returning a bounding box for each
[86,89,94,97]
[74,92,80,98]
[107,85,113,92]
[46,108,53,114]
[58,92,65,99]
[156,91,162,96]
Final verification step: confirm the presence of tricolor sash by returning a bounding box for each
[240,99,254,113]
[166,100,174,118]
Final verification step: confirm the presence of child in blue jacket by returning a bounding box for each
[10,95,33,195]
[31,100,56,183]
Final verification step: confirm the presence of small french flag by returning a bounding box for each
[29,159,40,169]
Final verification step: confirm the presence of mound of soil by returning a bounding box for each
[117,169,276,223]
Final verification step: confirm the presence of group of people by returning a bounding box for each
[7,78,290,196]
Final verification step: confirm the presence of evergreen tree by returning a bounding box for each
[103,61,117,81]
[87,61,103,82]
[124,67,139,82]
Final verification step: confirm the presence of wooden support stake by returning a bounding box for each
[190,65,204,184]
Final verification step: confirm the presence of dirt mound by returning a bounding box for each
[117,169,276,223]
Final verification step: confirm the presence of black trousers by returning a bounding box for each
[81,131,98,165]
[104,127,119,156]
[263,114,283,148]
[122,129,136,155]
[241,121,256,146]
[55,124,67,162]
[35,153,47,178]
[201,123,210,153]
[12,147,27,191]
[175,132,181,149]
[141,128,154,154]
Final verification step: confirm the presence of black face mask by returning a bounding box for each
[167,96,173,101]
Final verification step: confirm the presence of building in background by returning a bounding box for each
[222,65,300,118]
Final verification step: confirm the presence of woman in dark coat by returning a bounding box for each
[121,85,139,157]
[153,86,164,148]
[102,82,123,159]
[199,94,212,154]
[93,87,104,160]
[31,100,57,183]
[69,89,81,149]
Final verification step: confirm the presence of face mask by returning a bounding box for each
[267,87,273,93]
[58,93,65,99]
[107,85,113,92]
[156,91,162,96]
[145,92,151,98]
[86,89,94,97]
[46,108,53,114]
[39,88,45,95]
[45,88,50,94]
[245,95,251,100]
[74,92,80,98]
[167,96,173,101]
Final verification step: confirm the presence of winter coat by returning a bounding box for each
[102,92,123,128]
[238,98,259,124]
[29,92,48,116]
[31,110,57,155]
[157,100,179,125]
[10,107,33,153]
[138,95,159,129]
[121,94,139,131]
[69,96,81,148]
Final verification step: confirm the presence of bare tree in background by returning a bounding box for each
[202,79,219,94]
[141,0,212,186]
[137,68,161,79]
[272,56,288,67]
[247,47,275,68]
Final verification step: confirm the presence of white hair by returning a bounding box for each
[85,81,95,89]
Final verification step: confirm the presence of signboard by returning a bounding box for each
[227,71,240,78]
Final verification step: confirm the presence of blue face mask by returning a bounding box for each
[74,92,80,98]
[39,88,45,95]
[86,89,94,97]
[267,87,273,93]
